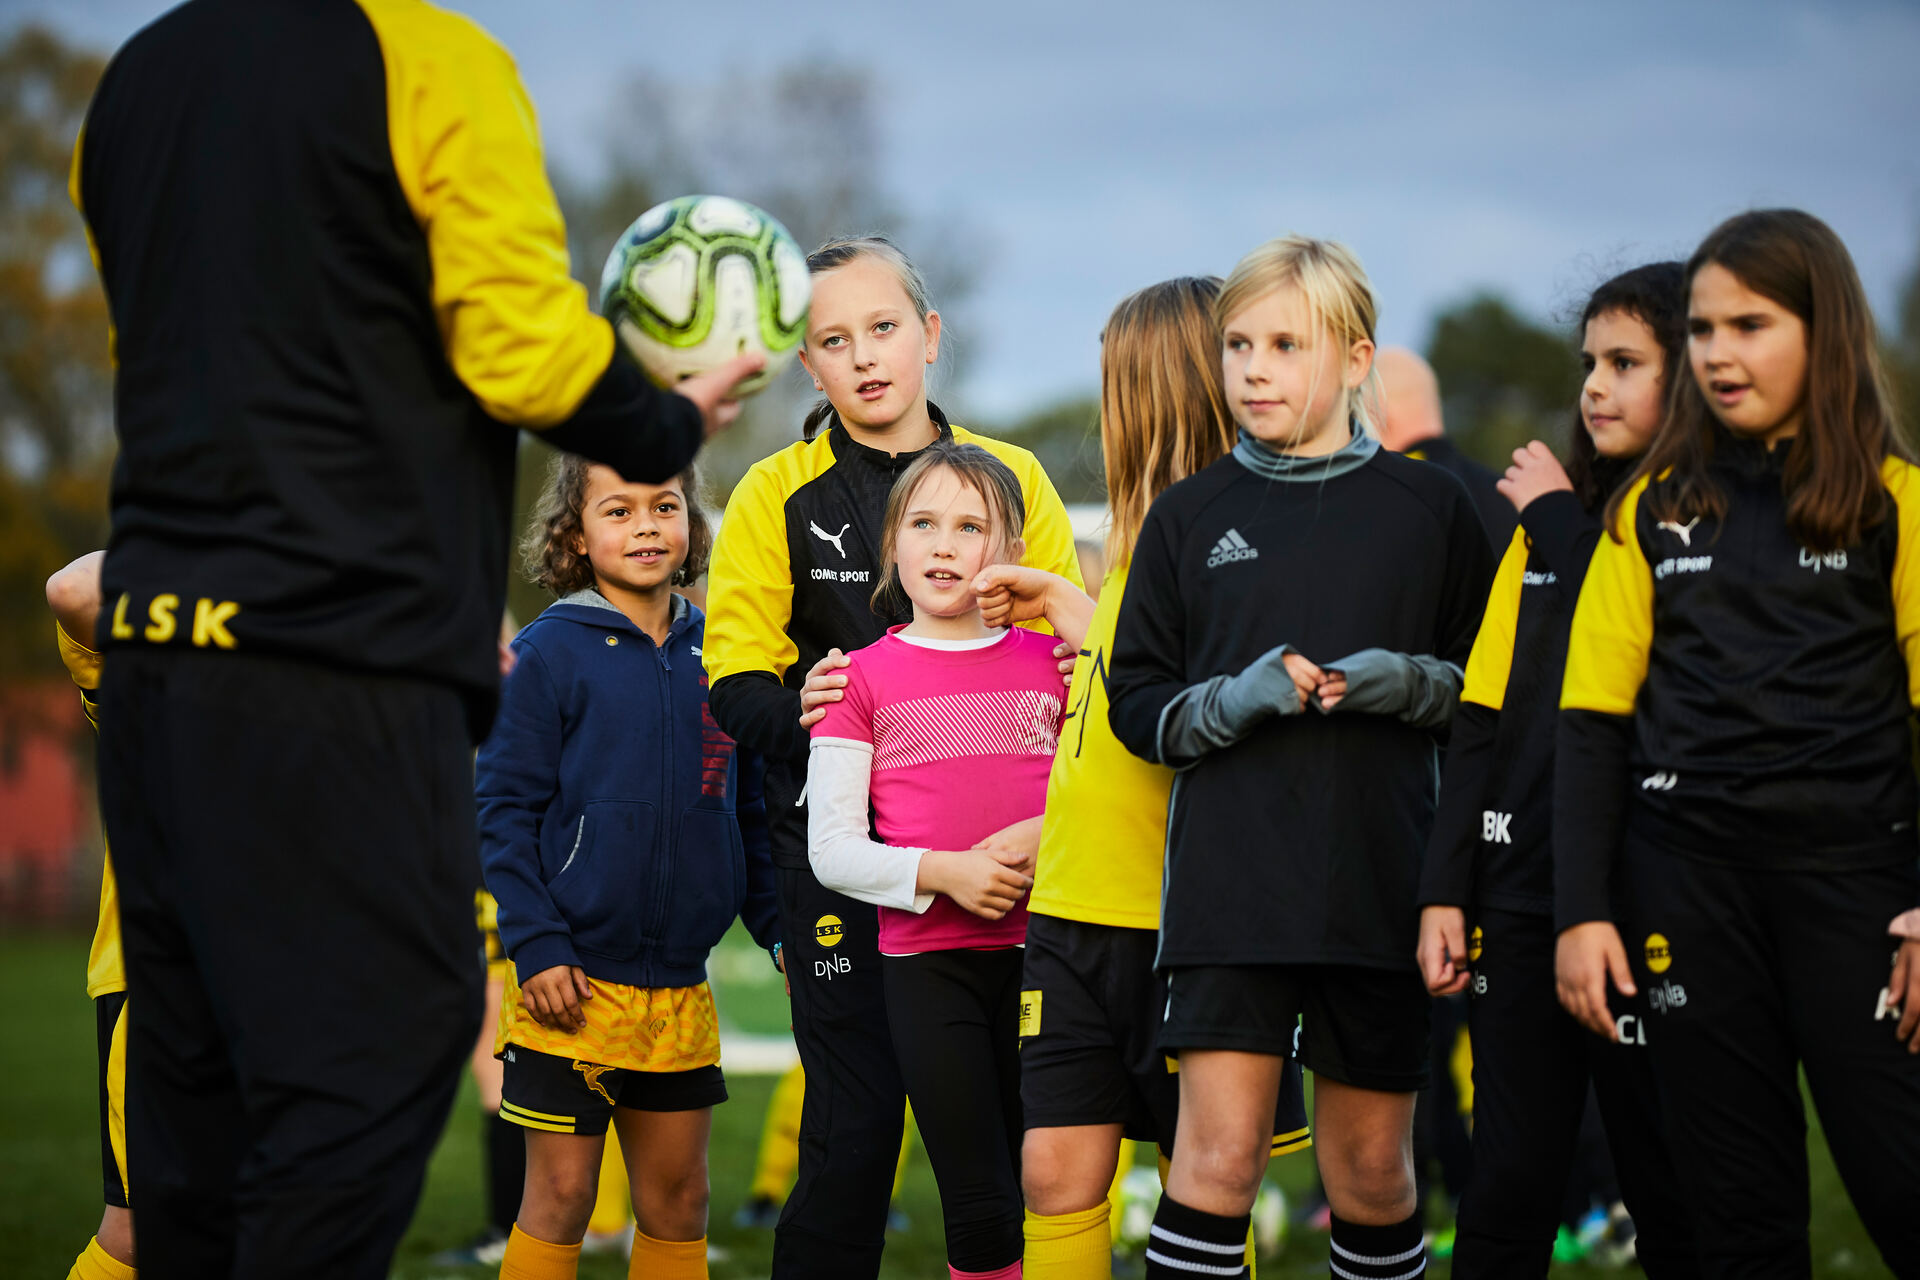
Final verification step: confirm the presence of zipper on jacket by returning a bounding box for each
[558,814,585,877]
[644,630,678,951]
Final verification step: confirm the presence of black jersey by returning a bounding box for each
[702,408,1082,868]
[73,0,698,737]
[1108,443,1494,969]
[1556,434,1920,929]
[1420,492,1600,916]
[1406,435,1518,551]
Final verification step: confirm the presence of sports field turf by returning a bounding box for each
[2,929,1892,1277]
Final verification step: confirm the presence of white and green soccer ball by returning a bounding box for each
[599,194,810,396]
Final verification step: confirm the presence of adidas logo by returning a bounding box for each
[1206,528,1259,569]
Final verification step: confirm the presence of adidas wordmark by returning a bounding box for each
[1207,528,1259,568]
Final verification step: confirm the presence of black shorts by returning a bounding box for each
[1160,963,1430,1093]
[500,1045,726,1135]
[96,990,129,1209]
[1021,915,1310,1153]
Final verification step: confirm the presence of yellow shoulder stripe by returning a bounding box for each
[1561,474,1653,715]
[1461,527,1528,711]
[1882,455,1920,710]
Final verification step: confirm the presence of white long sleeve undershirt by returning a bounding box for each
[806,737,936,913]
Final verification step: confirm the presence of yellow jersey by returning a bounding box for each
[1027,562,1171,930]
[57,622,124,999]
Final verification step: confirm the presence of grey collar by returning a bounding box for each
[559,588,688,625]
[1232,422,1378,482]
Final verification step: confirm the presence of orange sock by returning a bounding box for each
[629,1228,706,1280]
[500,1224,582,1280]
[67,1237,137,1280]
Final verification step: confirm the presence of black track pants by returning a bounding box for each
[1624,840,1920,1280]
[98,650,482,1280]
[771,866,906,1280]
[884,947,1025,1273]
[1451,908,1697,1280]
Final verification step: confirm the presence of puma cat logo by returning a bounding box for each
[1657,517,1701,548]
[810,521,851,559]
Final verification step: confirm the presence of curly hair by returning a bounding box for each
[521,453,713,596]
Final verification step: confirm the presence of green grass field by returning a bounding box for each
[1,928,1893,1278]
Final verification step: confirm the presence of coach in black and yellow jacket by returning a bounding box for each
[71,3,754,1276]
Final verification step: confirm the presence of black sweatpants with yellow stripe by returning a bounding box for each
[1624,838,1920,1280]
[773,865,907,1280]
[98,650,482,1280]
[1451,907,1697,1278]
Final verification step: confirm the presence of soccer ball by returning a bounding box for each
[599,195,810,396]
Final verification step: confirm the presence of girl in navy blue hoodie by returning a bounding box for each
[478,455,779,1280]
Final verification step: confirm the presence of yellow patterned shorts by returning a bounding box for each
[475,890,512,981]
[494,975,726,1133]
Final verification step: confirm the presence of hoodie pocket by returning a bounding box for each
[548,800,657,962]
[663,808,743,966]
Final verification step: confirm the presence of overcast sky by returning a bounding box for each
[17,0,1920,421]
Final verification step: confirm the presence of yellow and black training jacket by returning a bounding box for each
[71,0,699,737]
[702,407,1083,869]
[1555,431,1920,930]
[1420,488,1606,918]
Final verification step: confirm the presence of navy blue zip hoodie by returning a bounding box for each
[478,589,779,988]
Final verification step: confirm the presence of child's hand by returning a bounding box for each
[798,648,851,729]
[521,964,593,1032]
[974,816,1043,878]
[921,849,1031,920]
[1555,921,1635,1041]
[1418,906,1471,996]
[1054,641,1077,685]
[1889,937,1920,1053]
[1281,651,1325,706]
[1496,441,1574,514]
[973,565,1055,630]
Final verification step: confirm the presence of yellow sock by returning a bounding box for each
[749,1060,807,1202]
[1023,1203,1110,1279]
[67,1238,137,1280]
[629,1228,707,1280]
[589,1130,632,1236]
[501,1224,581,1280]
[1106,1141,1135,1245]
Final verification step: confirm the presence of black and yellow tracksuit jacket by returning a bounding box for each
[1421,490,1604,917]
[1555,433,1920,930]
[71,0,698,737]
[702,408,1083,868]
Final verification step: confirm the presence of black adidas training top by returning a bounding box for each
[1109,447,1494,969]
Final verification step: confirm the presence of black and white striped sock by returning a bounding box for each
[1142,1194,1249,1278]
[1328,1212,1427,1280]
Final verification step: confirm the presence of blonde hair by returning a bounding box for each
[802,235,935,441]
[1216,235,1382,441]
[870,442,1025,613]
[1100,277,1237,568]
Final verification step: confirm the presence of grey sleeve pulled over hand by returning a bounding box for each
[1317,648,1462,729]
[1153,643,1302,769]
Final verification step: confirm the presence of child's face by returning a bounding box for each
[1580,308,1667,460]
[798,257,941,434]
[572,465,691,597]
[1687,261,1809,445]
[1221,286,1368,447]
[893,469,1012,620]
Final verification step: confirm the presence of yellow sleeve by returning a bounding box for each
[1561,476,1654,715]
[55,621,103,692]
[1883,456,1920,709]
[68,125,117,366]
[1461,527,1528,711]
[353,0,614,429]
[703,459,799,684]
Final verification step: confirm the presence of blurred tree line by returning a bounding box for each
[5,23,1920,657]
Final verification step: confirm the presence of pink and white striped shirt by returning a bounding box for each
[809,625,1066,954]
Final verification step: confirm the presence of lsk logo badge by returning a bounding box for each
[1644,933,1672,975]
[813,914,850,980]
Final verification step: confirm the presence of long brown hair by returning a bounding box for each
[522,454,713,595]
[1565,261,1687,514]
[870,442,1025,614]
[1100,277,1236,568]
[1609,209,1906,550]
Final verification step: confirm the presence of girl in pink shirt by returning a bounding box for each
[809,441,1067,1280]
